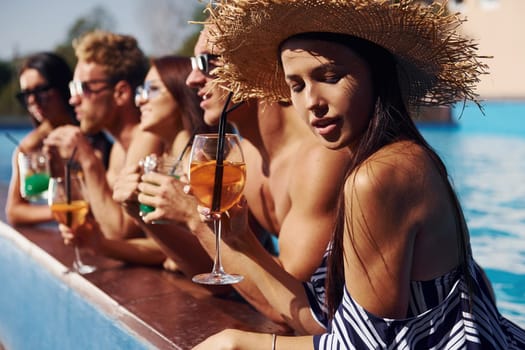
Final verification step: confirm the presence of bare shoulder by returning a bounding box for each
[105,142,128,187]
[129,128,163,149]
[350,140,434,204]
[108,141,127,168]
[125,129,163,167]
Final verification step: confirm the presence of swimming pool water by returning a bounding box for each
[1,101,524,328]
[419,102,525,327]
[1,125,29,184]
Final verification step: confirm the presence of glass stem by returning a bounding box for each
[74,245,83,267]
[211,216,225,276]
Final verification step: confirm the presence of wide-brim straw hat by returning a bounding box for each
[205,0,488,107]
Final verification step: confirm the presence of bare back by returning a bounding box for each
[343,140,461,318]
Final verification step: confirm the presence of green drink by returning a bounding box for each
[139,154,158,217]
[139,203,155,216]
[138,154,183,223]
[25,173,50,196]
[18,151,50,203]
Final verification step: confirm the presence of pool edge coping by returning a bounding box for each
[0,220,182,350]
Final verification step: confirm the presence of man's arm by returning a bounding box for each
[277,146,348,281]
[59,219,166,265]
[44,126,162,239]
[137,146,349,334]
[219,146,349,333]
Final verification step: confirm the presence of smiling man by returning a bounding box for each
[44,30,160,240]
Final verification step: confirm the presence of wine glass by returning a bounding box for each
[48,174,95,274]
[188,133,246,285]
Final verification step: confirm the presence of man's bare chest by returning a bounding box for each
[245,156,294,233]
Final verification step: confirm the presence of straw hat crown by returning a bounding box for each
[206,0,488,106]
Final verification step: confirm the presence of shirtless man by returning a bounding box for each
[44,30,162,240]
[135,27,350,334]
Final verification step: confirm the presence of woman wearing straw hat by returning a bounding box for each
[191,0,525,349]
[138,25,351,328]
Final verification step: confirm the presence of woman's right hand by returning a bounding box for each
[138,172,202,229]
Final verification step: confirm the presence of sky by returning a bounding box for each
[0,0,199,61]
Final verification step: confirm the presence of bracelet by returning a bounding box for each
[272,333,276,350]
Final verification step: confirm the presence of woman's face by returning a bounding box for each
[137,66,179,137]
[19,68,63,123]
[280,38,375,150]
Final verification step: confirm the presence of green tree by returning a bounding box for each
[0,60,13,91]
[0,6,116,118]
[178,30,201,56]
[66,5,115,42]
[0,59,25,119]
[55,6,116,68]
[177,4,207,56]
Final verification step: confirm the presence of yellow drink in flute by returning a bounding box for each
[190,160,246,212]
[50,200,89,230]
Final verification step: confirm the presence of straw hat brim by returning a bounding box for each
[206,0,488,106]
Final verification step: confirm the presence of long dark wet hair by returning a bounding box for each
[282,33,473,319]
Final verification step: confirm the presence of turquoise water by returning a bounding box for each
[0,232,149,350]
[1,102,524,328]
[419,101,525,327]
[1,125,29,184]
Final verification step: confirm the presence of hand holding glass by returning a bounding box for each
[189,134,246,285]
[48,175,95,274]
[138,154,185,222]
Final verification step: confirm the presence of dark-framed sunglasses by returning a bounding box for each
[69,79,115,98]
[16,84,53,108]
[190,54,220,74]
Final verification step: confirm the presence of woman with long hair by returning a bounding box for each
[189,1,525,349]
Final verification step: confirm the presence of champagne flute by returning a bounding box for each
[48,174,95,274]
[189,133,246,285]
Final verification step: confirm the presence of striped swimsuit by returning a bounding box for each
[304,250,329,328]
[312,258,525,349]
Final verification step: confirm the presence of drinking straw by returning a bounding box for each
[211,91,234,212]
[5,132,20,147]
[169,131,196,176]
[226,101,244,114]
[65,147,77,226]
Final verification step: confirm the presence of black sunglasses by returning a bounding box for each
[190,54,220,74]
[16,84,53,108]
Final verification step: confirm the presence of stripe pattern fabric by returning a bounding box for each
[304,250,329,328]
[313,258,525,349]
